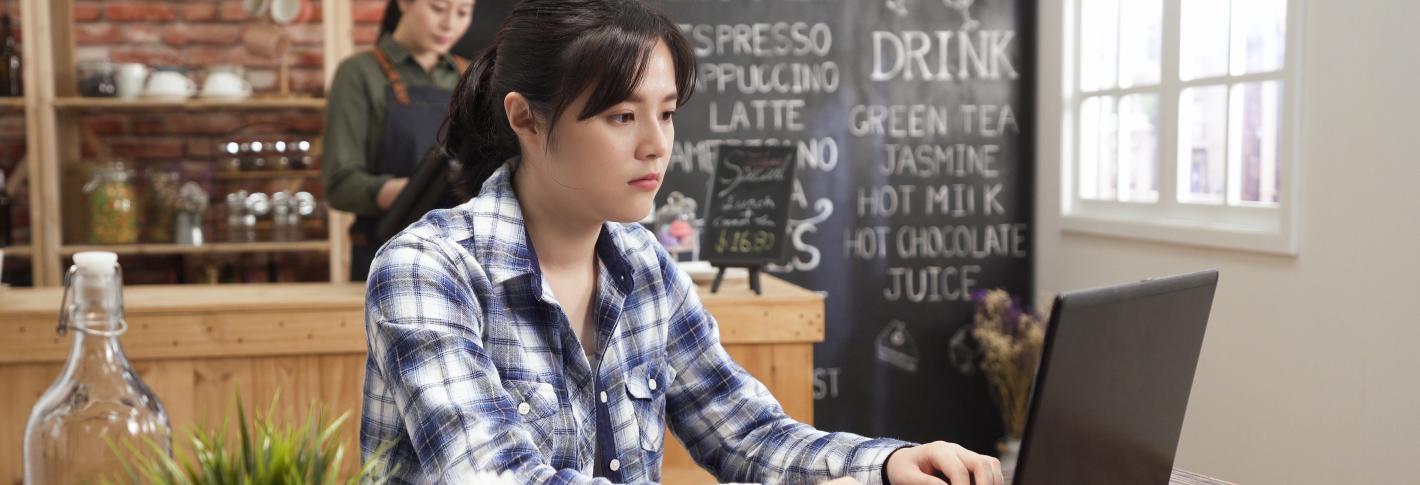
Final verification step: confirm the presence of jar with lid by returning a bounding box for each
[655,191,700,259]
[83,162,138,244]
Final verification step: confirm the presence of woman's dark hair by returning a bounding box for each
[379,0,401,36]
[440,0,698,197]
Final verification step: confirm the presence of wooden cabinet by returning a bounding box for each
[9,0,364,287]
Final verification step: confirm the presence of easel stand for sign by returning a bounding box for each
[710,264,764,295]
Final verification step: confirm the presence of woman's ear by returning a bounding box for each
[504,92,544,151]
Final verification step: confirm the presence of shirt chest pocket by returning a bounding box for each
[504,379,562,452]
[624,362,677,452]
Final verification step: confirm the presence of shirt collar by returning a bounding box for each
[468,162,636,296]
[376,35,460,73]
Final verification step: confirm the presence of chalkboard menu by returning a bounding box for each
[653,0,1034,453]
[701,146,797,265]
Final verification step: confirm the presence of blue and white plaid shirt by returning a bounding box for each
[361,163,910,484]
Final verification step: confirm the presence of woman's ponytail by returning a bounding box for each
[440,44,517,198]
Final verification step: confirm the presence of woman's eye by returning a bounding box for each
[661,111,676,121]
[611,113,634,124]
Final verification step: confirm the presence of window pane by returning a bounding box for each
[1180,0,1230,80]
[1118,94,1159,202]
[1118,0,1162,87]
[1081,0,1119,91]
[1080,96,1102,199]
[1179,85,1228,204]
[1080,96,1119,200]
[1230,81,1283,205]
[1231,0,1288,75]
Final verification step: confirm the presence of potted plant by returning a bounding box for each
[970,288,1048,470]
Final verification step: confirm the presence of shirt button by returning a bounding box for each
[599,391,609,403]
[517,402,531,416]
[609,459,621,471]
[648,378,658,391]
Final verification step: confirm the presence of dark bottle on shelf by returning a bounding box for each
[0,14,21,97]
[0,170,11,247]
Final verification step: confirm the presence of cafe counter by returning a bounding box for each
[0,275,823,485]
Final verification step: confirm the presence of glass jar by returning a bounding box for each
[655,191,700,257]
[24,252,173,484]
[83,162,138,244]
[76,60,117,97]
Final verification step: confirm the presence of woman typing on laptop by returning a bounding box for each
[359,1,1004,483]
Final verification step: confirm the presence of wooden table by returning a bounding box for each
[0,275,824,485]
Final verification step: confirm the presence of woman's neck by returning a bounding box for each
[389,29,440,72]
[512,167,602,273]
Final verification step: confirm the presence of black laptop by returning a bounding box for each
[1012,270,1219,485]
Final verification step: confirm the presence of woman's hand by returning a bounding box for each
[885,441,1003,485]
[376,177,409,210]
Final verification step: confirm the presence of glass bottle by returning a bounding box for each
[24,251,172,484]
[0,13,21,97]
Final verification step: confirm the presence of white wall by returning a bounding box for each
[1034,0,1420,483]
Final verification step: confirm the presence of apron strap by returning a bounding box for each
[452,55,471,73]
[370,48,411,105]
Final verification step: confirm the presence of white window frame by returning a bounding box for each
[1059,0,1305,255]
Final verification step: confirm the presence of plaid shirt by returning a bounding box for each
[361,163,910,484]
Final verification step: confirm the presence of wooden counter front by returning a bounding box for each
[0,275,823,485]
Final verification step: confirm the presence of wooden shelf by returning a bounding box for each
[2,245,33,257]
[59,240,330,256]
[0,97,23,108]
[212,169,320,180]
[53,96,327,110]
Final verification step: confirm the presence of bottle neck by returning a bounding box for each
[61,270,131,378]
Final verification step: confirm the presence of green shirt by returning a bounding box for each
[322,36,464,216]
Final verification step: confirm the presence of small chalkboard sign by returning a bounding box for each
[700,145,797,294]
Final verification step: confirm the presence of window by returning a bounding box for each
[1062,0,1301,254]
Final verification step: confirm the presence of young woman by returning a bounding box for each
[360,1,1005,483]
[322,0,475,280]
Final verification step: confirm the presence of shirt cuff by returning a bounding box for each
[849,438,916,485]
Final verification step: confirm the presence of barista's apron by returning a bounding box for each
[349,49,467,280]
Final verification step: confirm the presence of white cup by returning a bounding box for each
[201,71,252,99]
[144,71,196,99]
[114,63,149,99]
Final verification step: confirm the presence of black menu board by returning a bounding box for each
[654,0,1034,452]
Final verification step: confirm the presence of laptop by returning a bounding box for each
[1012,270,1219,485]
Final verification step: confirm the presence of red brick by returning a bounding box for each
[353,26,379,47]
[74,24,124,46]
[181,3,218,21]
[105,3,177,22]
[111,46,183,66]
[219,1,248,21]
[188,46,278,68]
[110,138,185,160]
[185,139,216,157]
[129,116,169,136]
[287,69,326,96]
[286,24,324,46]
[293,48,323,68]
[165,24,241,46]
[124,24,162,44]
[168,113,242,135]
[73,3,102,22]
[353,0,387,23]
[303,4,323,23]
[0,116,25,136]
[80,115,128,135]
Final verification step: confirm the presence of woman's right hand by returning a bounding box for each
[376,177,409,210]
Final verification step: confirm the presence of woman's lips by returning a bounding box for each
[629,174,660,191]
